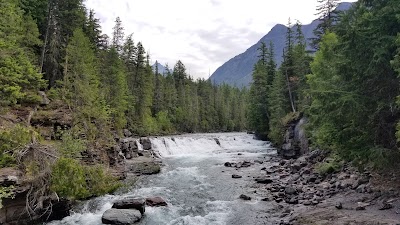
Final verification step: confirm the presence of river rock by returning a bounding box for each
[284,186,297,195]
[239,194,251,200]
[140,138,152,150]
[255,177,273,184]
[224,162,232,167]
[102,208,142,225]
[335,202,343,209]
[112,198,146,214]
[123,129,132,137]
[378,201,393,210]
[356,202,369,210]
[126,157,161,175]
[38,91,50,106]
[146,197,167,207]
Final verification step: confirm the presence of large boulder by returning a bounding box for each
[102,208,142,225]
[145,197,167,207]
[112,198,146,215]
[140,138,152,150]
[126,157,161,175]
[38,91,50,106]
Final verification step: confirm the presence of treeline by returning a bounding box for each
[248,0,400,167]
[0,0,248,139]
[0,0,248,204]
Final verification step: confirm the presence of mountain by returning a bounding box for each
[209,2,353,87]
[152,62,171,75]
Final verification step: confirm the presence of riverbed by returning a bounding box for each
[49,133,278,225]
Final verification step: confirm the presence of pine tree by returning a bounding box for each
[311,0,340,50]
[63,29,110,140]
[83,9,103,51]
[112,17,124,54]
[282,18,296,113]
[0,0,45,105]
[99,47,129,131]
[40,0,86,87]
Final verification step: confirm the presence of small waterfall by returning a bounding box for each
[150,133,270,157]
[136,140,144,151]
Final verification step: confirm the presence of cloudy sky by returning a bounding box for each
[85,0,355,79]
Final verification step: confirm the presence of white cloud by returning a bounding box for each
[85,0,356,79]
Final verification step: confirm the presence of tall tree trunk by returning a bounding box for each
[40,1,52,74]
[285,69,296,113]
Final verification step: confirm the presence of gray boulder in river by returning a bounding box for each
[101,208,142,225]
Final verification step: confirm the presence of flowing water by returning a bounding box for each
[49,133,276,225]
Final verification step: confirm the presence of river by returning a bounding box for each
[49,132,277,225]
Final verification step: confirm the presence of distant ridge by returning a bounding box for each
[209,2,353,87]
[152,61,171,75]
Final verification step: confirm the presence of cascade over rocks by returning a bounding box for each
[278,116,309,159]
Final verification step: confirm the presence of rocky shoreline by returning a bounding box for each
[2,131,400,225]
[223,149,400,225]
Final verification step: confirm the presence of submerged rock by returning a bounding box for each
[102,208,142,225]
[146,197,167,207]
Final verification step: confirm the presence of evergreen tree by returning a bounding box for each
[112,17,124,54]
[63,29,110,140]
[0,0,45,105]
[40,0,86,87]
[311,0,340,50]
[99,47,129,131]
[83,9,103,51]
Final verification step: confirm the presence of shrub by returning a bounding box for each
[315,155,342,176]
[58,131,86,158]
[50,158,88,200]
[0,125,34,168]
[51,158,120,200]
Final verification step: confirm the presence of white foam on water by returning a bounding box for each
[47,198,114,225]
[151,133,272,157]
[136,139,144,151]
[47,133,273,225]
[166,200,231,225]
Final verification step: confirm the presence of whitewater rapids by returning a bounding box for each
[49,133,276,225]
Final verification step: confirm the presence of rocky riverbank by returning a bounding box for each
[223,149,400,225]
[0,131,162,225]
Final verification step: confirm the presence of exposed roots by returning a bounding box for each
[18,144,59,221]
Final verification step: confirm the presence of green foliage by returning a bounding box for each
[305,0,400,167]
[248,60,269,138]
[64,29,111,140]
[0,0,45,106]
[315,155,342,176]
[58,132,86,158]
[51,158,120,200]
[156,111,173,133]
[50,158,88,200]
[100,47,129,131]
[85,164,121,196]
[0,186,15,209]
[0,125,34,168]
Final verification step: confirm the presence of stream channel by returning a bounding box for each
[49,132,276,225]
